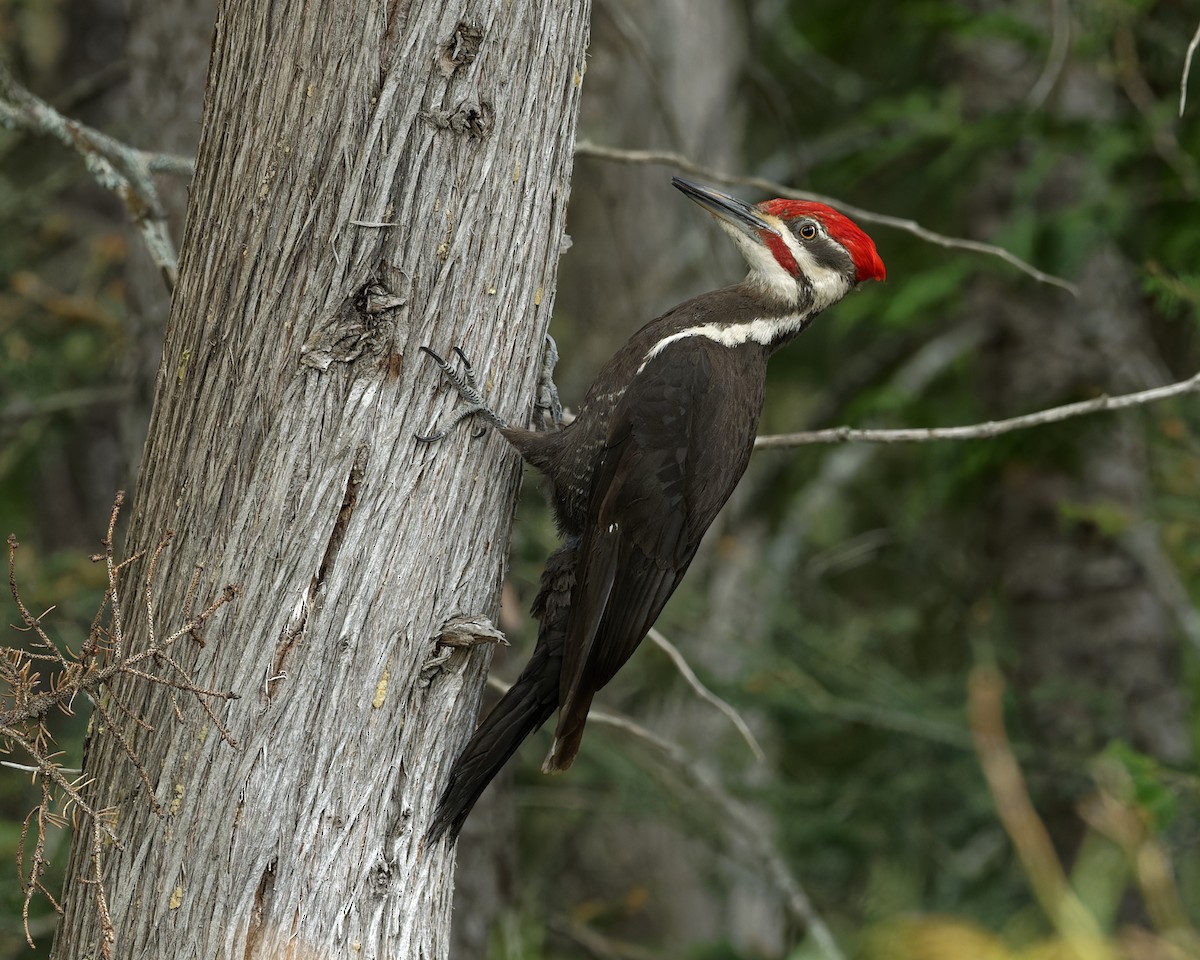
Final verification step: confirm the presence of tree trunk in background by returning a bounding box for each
[117,0,214,472]
[964,4,1190,842]
[557,0,747,396]
[984,252,1190,793]
[21,0,129,548]
[50,2,590,956]
[540,1,777,953]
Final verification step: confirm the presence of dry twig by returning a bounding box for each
[969,665,1113,958]
[589,707,846,960]
[3,492,238,949]
[1026,0,1071,109]
[1114,22,1200,196]
[646,627,766,763]
[0,62,194,291]
[755,369,1200,448]
[574,140,1078,295]
[1180,19,1200,117]
[485,675,845,960]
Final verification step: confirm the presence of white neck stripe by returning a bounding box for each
[638,314,810,372]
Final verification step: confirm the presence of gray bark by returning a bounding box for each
[50,2,591,957]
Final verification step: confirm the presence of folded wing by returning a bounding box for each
[545,340,763,769]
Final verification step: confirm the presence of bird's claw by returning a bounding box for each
[414,345,507,444]
[535,334,566,430]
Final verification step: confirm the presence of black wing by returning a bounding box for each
[546,340,764,769]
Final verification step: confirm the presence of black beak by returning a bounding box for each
[672,176,774,240]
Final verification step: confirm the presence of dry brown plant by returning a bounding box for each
[3,491,238,950]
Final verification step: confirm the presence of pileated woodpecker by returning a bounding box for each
[423,177,885,841]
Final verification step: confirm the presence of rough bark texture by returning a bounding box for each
[50,2,591,957]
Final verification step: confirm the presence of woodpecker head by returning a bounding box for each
[672,177,885,311]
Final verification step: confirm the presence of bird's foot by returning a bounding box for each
[415,346,509,443]
[534,334,567,430]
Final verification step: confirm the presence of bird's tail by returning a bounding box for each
[426,539,577,843]
[540,693,593,774]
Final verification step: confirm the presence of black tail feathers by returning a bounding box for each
[426,539,577,843]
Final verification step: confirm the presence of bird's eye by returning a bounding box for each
[798,222,818,241]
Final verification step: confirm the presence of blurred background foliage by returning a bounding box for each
[2,0,1199,958]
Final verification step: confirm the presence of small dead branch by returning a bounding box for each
[485,675,845,960]
[1026,0,1071,110]
[0,62,194,291]
[969,665,1200,958]
[646,627,766,763]
[588,707,847,960]
[1183,19,1200,117]
[755,369,1200,449]
[574,140,1078,295]
[969,666,1113,958]
[548,915,667,960]
[1114,21,1200,196]
[3,491,239,949]
[1082,760,1200,954]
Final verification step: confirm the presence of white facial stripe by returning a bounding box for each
[789,239,853,312]
[638,313,810,372]
[716,214,851,310]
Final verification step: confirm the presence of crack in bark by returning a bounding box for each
[317,446,368,587]
[267,448,369,698]
[243,858,276,960]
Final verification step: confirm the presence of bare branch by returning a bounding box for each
[589,707,846,960]
[1026,0,1071,109]
[1,730,109,833]
[755,370,1200,449]
[1,386,132,424]
[1114,22,1200,196]
[969,666,1110,952]
[549,915,666,960]
[646,627,766,763]
[1181,19,1200,117]
[574,140,1079,295]
[3,493,238,946]
[484,674,844,960]
[782,665,977,751]
[1,760,81,774]
[0,62,193,291]
[142,531,175,658]
[101,493,128,663]
[19,780,52,946]
[1081,767,1200,949]
[90,818,116,960]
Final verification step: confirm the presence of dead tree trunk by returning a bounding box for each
[50,1,591,956]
